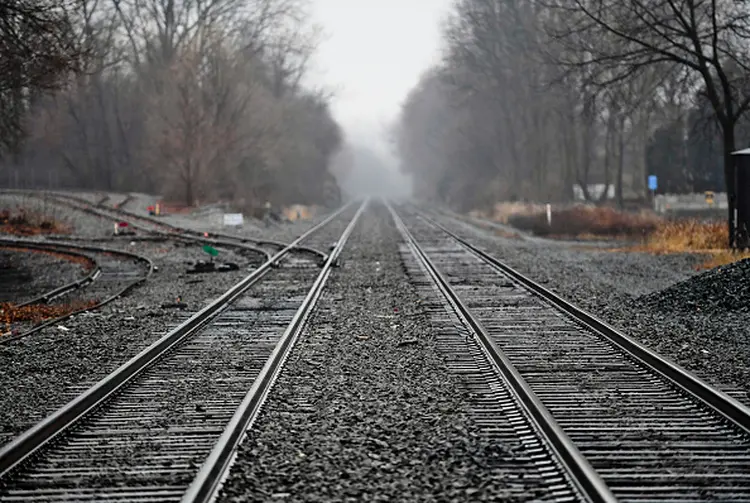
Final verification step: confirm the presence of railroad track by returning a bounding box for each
[0,245,97,305]
[0,239,154,344]
[390,202,750,502]
[10,190,318,259]
[0,199,367,502]
[94,194,322,257]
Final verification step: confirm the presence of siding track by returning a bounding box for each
[0,239,154,343]
[0,190,321,261]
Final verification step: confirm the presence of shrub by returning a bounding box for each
[507,206,659,238]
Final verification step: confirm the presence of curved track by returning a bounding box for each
[393,202,750,502]
[101,194,326,259]
[22,190,323,260]
[0,199,366,502]
[0,239,154,344]
[0,245,98,306]
[0,190,279,262]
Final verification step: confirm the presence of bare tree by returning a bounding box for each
[8,0,344,209]
[395,0,748,224]
[546,0,750,244]
[0,0,88,158]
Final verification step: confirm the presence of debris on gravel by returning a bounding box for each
[430,208,750,404]
[217,204,543,502]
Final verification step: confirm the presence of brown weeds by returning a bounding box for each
[493,202,747,270]
[0,208,70,236]
[641,219,727,253]
[1,300,98,334]
[507,206,659,238]
[635,219,750,270]
[695,251,750,270]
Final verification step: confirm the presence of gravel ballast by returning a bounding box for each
[638,258,750,314]
[217,203,547,502]
[0,193,115,239]
[432,209,750,403]
[0,191,343,448]
[0,249,89,303]
[0,239,259,446]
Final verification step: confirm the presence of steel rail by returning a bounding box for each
[105,200,327,260]
[414,206,750,437]
[44,234,171,244]
[18,189,325,260]
[0,189,282,261]
[387,202,616,503]
[0,200,356,477]
[49,192,280,260]
[0,239,155,344]
[94,194,110,207]
[0,241,101,307]
[181,198,369,503]
[113,193,135,209]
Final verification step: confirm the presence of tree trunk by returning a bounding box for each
[616,116,626,209]
[722,120,737,247]
[580,92,596,201]
[598,112,616,203]
[185,160,194,207]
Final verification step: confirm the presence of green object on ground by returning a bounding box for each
[203,245,219,257]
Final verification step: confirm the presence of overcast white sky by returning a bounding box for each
[306,0,454,159]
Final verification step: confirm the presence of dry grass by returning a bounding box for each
[471,203,750,270]
[630,219,750,270]
[641,219,727,253]
[0,208,70,236]
[487,201,748,270]
[696,251,750,270]
[507,205,660,239]
[1,300,98,335]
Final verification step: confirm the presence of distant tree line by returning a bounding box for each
[0,0,342,209]
[394,0,750,216]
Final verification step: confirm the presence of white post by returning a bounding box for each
[546,203,552,226]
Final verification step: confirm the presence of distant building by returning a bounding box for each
[572,180,616,201]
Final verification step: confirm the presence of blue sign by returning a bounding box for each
[648,175,658,190]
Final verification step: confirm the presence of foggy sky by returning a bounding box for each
[306,0,453,191]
